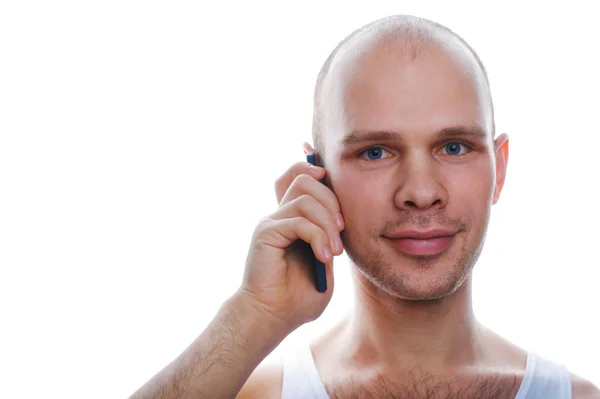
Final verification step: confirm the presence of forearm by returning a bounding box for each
[129,293,289,399]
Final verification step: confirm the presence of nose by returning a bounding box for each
[393,158,448,211]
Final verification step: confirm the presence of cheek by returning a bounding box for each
[442,160,495,220]
[332,174,383,227]
[444,155,495,194]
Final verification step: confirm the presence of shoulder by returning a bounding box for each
[571,372,600,399]
[236,360,283,399]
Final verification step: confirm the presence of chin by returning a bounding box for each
[360,260,469,301]
[348,236,482,301]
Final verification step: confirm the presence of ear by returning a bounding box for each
[492,133,509,205]
[303,142,315,155]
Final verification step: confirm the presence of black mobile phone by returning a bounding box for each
[306,153,327,293]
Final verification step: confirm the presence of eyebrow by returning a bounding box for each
[340,125,488,147]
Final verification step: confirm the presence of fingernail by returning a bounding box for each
[335,212,344,229]
[323,246,333,262]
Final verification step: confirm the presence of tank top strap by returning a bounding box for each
[514,351,572,399]
[280,344,330,399]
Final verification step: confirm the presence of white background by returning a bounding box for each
[1,1,599,398]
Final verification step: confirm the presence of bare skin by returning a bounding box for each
[239,23,599,399]
[308,31,508,378]
[129,17,600,399]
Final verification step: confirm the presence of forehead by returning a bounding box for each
[321,34,492,149]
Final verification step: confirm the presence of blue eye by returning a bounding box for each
[360,147,390,161]
[442,142,468,155]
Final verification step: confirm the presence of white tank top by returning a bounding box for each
[280,344,572,399]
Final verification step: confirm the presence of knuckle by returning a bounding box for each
[293,172,313,188]
[278,173,313,203]
[255,216,273,234]
[295,193,316,207]
[276,162,308,184]
[292,161,308,170]
[291,216,310,234]
[288,195,317,216]
[295,215,310,226]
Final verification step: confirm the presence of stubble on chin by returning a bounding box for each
[343,228,484,301]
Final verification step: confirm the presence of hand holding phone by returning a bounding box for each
[238,156,344,333]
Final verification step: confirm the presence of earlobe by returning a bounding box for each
[492,133,509,205]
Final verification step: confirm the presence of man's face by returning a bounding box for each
[321,40,507,300]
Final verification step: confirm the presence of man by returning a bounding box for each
[130,15,599,399]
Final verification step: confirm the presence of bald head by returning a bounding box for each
[311,15,495,161]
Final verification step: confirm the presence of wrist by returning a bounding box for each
[222,291,291,354]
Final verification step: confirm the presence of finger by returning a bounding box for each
[274,161,325,204]
[271,194,343,256]
[279,173,344,232]
[256,216,333,264]
[302,142,315,155]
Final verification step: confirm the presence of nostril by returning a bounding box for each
[403,199,442,209]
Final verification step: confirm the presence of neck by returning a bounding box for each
[340,268,486,374]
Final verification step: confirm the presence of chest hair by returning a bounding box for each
[324,369,523,399]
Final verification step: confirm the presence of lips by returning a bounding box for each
[385,229,457,256]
